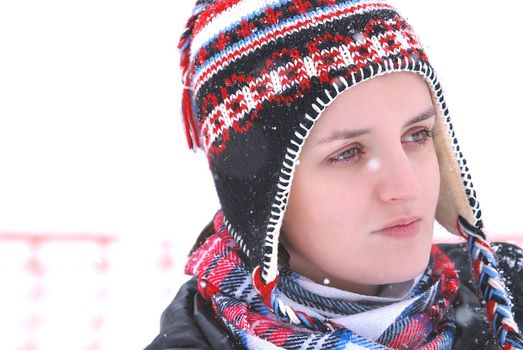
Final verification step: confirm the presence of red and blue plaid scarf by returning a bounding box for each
[186,210,460,349]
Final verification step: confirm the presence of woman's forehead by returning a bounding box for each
[307,73,434,140]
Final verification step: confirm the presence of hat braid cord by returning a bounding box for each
[252,266,338,332]
[177,0,210,150]
[457,216,523,349]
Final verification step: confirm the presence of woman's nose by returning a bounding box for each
[375,149,423,203]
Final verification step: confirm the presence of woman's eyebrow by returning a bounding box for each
[403,108,435,128]
[317,128,370,145]
[317,108,436,146]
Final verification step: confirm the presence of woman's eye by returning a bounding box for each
[403,128,434,144]
[328,146,364,165]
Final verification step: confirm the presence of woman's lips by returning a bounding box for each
[373,217,422,238]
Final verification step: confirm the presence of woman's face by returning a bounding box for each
[281,72,440,295]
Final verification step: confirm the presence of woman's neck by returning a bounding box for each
[323,275,382,296]
[286,253,382,296]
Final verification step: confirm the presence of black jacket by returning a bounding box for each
[145,243,523,350]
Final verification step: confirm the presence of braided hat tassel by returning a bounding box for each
[177,2,207,151]
[252,266,338,332]
[457,216,523,349]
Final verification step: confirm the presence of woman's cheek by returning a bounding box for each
[423,149,441,209]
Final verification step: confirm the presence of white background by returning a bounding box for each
[0,1,522,349]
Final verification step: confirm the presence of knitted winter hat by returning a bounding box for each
[179,0,522,346]
[180,0,479,280]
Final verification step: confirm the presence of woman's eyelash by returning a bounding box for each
[328,145,365,164]
[404,127,436,144]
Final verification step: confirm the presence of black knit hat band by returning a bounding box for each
[253,60,483,282]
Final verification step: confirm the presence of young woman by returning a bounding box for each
[146,1,523,349]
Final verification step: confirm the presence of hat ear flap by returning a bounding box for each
[432,95,477,234]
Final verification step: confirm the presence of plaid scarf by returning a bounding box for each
[186,210,460,349]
